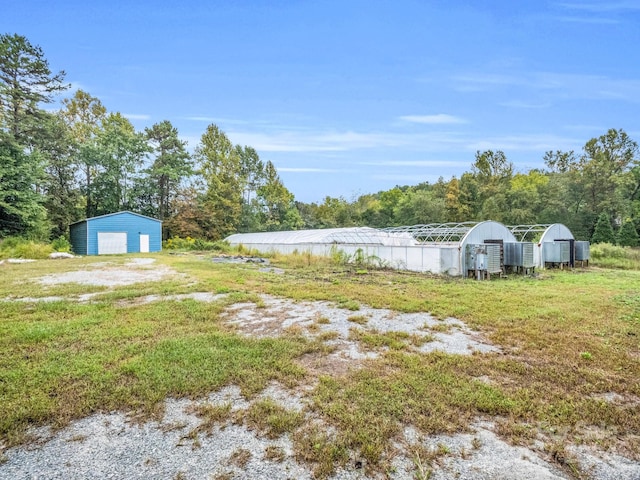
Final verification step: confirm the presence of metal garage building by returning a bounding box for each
[226,221,519,276]
[70,211,162,255]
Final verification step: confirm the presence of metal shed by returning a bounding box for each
[508,224,576,268]
[226,221,517,277]
[70,211,162,255]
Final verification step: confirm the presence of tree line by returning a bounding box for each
[300,138,640,245]
[0,33,300,241]
[1,33,639,245]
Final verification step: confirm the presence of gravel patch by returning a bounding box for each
[391,422,569,480]
[222,295,499,360]
[0,386,365,480]
[6,392,635,480]
[119,292,229,306]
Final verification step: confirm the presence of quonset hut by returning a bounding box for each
[226,221,518,277]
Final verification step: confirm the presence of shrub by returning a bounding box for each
[163,236,196,250]
[0,237,53,259]
[51,236,72,252]
[163,236,232,252]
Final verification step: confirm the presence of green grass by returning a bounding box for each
[1,251,639,477]
[0,297,316,445]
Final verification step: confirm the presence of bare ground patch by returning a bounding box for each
[37,258,178,287]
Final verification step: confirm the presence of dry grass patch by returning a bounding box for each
[348,328,431,351]
[240,398,304,439]
[189,402,232,436]
[347,314,368,325]
[228,447,252,468]
[263,445,286,462]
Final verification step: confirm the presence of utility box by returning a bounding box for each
[467,244,487,271]
[504,242,535,268]
[467,243,502,275]
[485,243,502,274]
[543,241,571,264]
[574,241,590,262]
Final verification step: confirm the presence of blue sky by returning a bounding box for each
[4,1,640,202]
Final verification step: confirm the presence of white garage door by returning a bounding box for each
[98,232,127,254]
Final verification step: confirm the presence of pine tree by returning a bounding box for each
[0,33,68,145]
[617,219,639,247]
[591,213,615,244]
[143,120,192,221]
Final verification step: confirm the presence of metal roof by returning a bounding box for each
[69,210,162,226]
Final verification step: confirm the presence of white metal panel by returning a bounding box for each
[98,232,127,255]
[140,234,150,253]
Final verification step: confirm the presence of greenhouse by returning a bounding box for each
[226,221,519,276]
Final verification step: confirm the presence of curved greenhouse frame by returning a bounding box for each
[508,224,575,267]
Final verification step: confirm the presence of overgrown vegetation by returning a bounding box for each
[0,237,53,259]
[163,236,232,252]
[590,243,640,270]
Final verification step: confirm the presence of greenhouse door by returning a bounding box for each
[97,232,127,254]
[140,234,150,253]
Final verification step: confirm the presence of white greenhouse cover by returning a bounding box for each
[226,227,417,246]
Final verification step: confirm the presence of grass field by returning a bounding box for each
[0,251,639,477]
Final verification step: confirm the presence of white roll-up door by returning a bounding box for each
[98,232,127,254]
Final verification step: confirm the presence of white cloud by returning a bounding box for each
[399,114,467,124]
[225,130,414,153]
[123,113,151,120]
[182,116,254,125]
[358,160,468,167]
[278,167,345,173]
[453,71,640,102]
[467,134,582,152]
[556,1,640,12]
[499,100,551,109]
[552,15,619,24]
[370,173,447,183]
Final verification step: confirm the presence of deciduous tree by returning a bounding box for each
[257,161,302,231]
[0,132,47,237]
[196,124,242,239]
[92,113,148,215]
[59,90,107,217]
